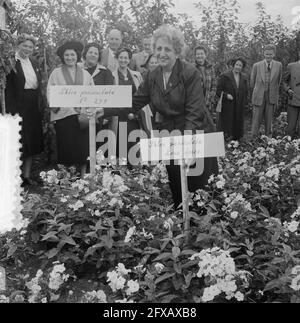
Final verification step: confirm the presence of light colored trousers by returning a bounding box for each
[251,91,275,137]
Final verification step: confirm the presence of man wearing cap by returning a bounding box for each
[283,48,300,138]
[250,44,282,138]
[101,29,122,72]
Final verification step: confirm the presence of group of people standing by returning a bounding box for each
[194,44,297,142]
[3,25,300,208]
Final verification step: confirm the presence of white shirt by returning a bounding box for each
[15,53,38,89]
[108,47,119,71]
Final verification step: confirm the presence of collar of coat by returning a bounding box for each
[112,67,143,86]
[80,62,107,78]
[150,58,187,95]
[195,60,212,69]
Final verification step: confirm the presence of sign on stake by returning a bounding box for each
[49,85,132,175]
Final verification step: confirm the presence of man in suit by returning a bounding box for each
[129,35,152,74]
[100,29,123,153]
[250,44,282,137]
[283,48,300,138]
[101,29,122,72]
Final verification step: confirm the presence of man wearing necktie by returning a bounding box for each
[283,47,300,138]
[129,35,152,74]
[250,44,282,138]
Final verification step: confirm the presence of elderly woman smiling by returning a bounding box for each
[132,25,218,208]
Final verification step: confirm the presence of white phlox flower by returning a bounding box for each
[124,226,136,243]
[125,280,139,296]
[68,200,84,211]
[48,263,69,291]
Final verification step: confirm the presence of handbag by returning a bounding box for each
[216,91,224,113]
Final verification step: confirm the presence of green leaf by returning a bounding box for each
[188,211,203,221]
[172,275,183,290]
[41,231,59,242]
[180,250,198,256]
[59,233,77,246]
[172,247,181,259]
[181,259,199,269]
[7,244,18,258]
[259,205,270,217]
[196,233,211,242]
[155,273,175,284]
[153,252,173,262]
[58,223,73,234]
[173,262,182,274]
[46,248,59,259]
[31,232,40,243]
[184,273,194,288]
[264,279,282,292]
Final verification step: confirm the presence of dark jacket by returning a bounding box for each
[132,58,215,133]
[195,60,217,111]
[85,63,114,86]
[216,71,248,140]
[5,57,44,115]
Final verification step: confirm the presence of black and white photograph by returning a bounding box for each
[0,0,300,308]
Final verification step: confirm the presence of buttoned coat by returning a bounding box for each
[195,60,217,111]
[283,62,300,107]
[250,60,282,106]
[216,71,248,140]
[132,59,215,133]
[5,58,44,115]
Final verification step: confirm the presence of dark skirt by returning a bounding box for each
[54,115,89,165]
[20,89,43,159]
[166,157,219,208]
[217,103,245,141]
[116,118,141,165]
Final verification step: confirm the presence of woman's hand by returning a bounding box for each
[227,94,234,100]
[184,158,196,168]
[82,108,104,119]
[96,108,104,119]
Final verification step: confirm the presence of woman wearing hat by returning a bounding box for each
[5,33,44,187]
[47,40,95,177]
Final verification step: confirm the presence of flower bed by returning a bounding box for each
[0,113,299,303]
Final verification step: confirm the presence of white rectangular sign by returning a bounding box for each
[140,132,225,162]
[49,85,132,108]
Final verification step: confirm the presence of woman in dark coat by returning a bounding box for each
[194,45,217,113]
[5,33,44,186]
[216,57,248,141]
[82,42,114,86]
[131,25,218,208]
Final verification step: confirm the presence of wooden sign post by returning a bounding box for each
[140,132,225,240]
[49,85,132,175]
